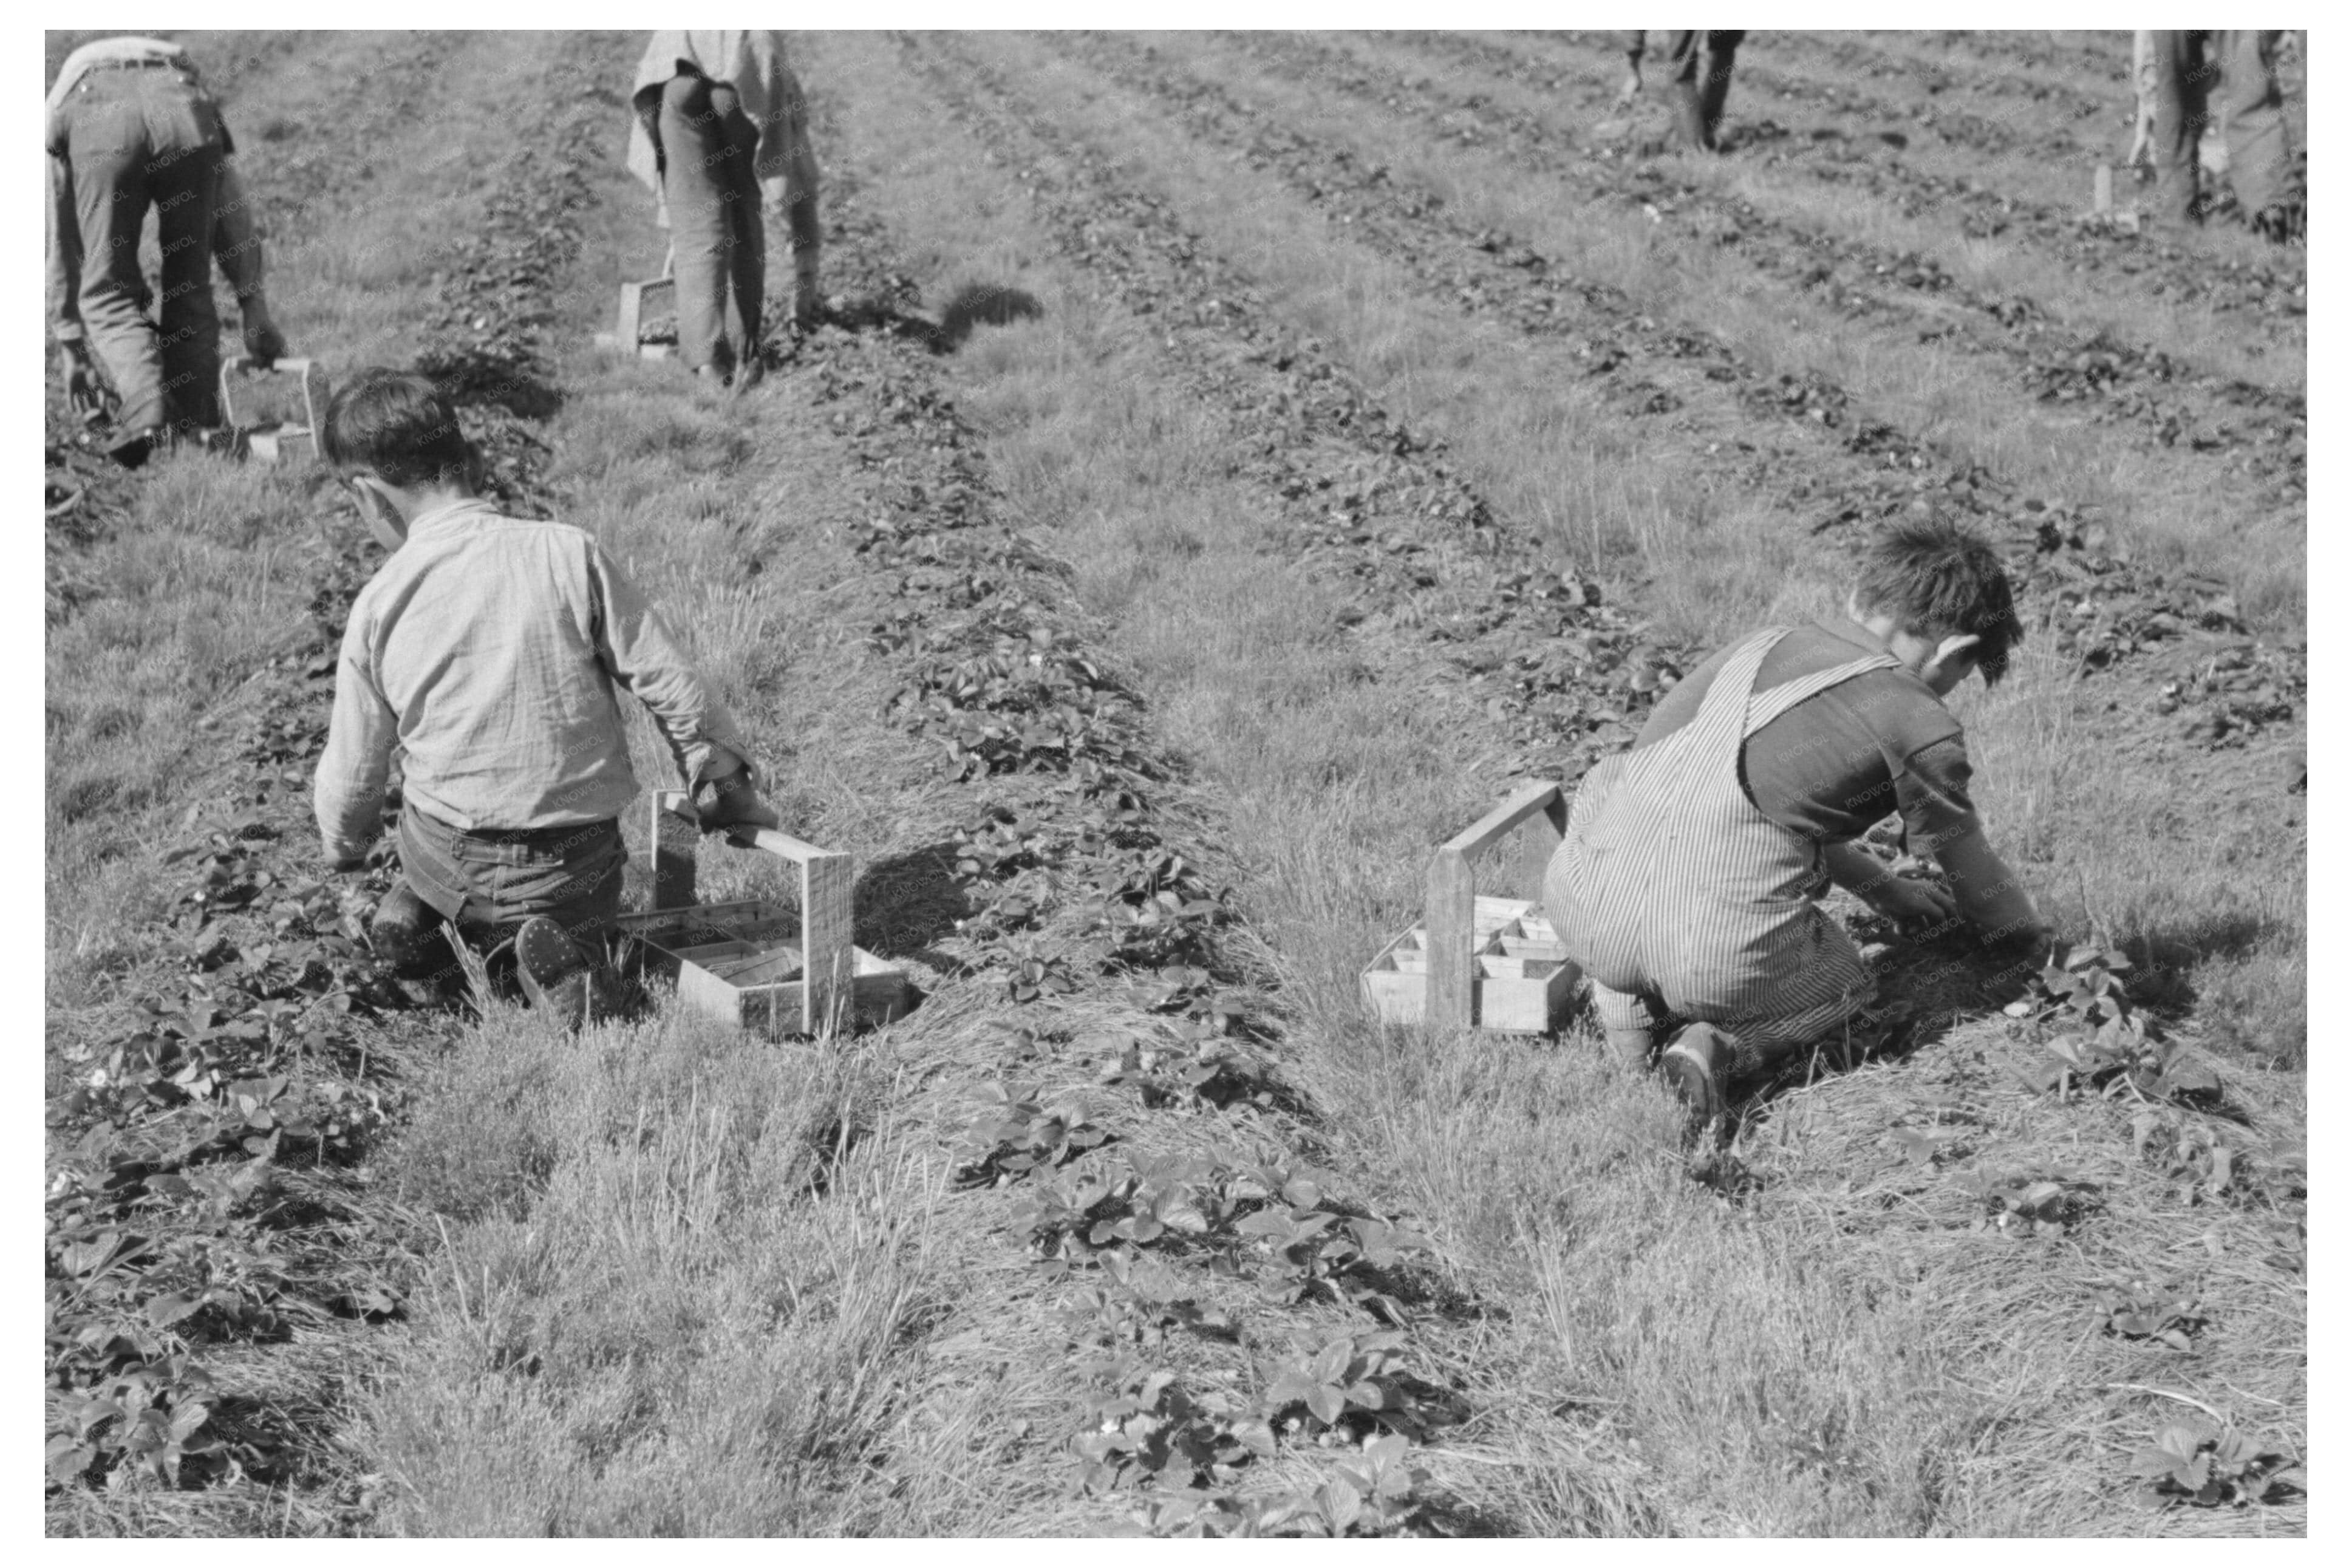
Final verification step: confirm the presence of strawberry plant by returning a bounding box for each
[1006,954,1080,1003]
[1070,1354,1275,1496]
[2005,943,2220,1104]
[1955,1168,2102,1236]
[1017,1149,1236,1264]
[950,1082,1108,1188]
[2130,1419,2295,1508]
[1060,1276,1234,1357]
[1260,1331,1457,1444]
[2130,1111,2248,1207]
[2097,1290,2206,1352]
[1225,1150,1431,1322]
[1136,1433,1434,1538]
[46,1349,228,1490]
[1237,1205,1426,1324]
[1096,1024,1281,1113]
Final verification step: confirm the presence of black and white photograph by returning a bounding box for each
[39,15,2309,1541]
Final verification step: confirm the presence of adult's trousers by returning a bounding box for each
[2148,30,2289,222]
[50,66,230,431]
[653,72,766,373]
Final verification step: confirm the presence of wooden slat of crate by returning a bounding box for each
[1427,785,1570,1027]
[683,947,910,1037]
[1360,896,1579,1034]
[619,898,908,1035]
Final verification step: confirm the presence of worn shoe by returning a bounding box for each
[1657,1023,1730,1123]
[369,884,447,975]
[105,424,164,470]
[514,916,614,1029]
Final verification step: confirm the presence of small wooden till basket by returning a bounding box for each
[1359,780,1583,1034]
[612,791,912,1037]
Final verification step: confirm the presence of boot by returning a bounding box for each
[1657,1022,1730,1123]
[514,916,618,1030]
[373,884,462,967]
[369,883,462,1006]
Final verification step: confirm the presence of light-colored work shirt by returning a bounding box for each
[625,29,819,238]
[315,497,750,862]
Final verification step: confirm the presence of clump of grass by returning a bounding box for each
[364,1004,931,1536]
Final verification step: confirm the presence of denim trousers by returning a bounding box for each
[52,66,228,431]
[395,805,626,946]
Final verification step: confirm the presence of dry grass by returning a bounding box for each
[363,999,944,1536]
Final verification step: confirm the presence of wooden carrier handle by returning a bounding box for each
[649,789,854,1037]
[1425,780,1567,1029]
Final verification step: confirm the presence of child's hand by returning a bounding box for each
[1866,874,1958,932]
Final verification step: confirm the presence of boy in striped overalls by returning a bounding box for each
[1545,520,2049,1120]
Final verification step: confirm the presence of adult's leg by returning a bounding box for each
[1656,32,1712,152]
[659,72,735,375]
[2214,30,2289,221]
[2147,30,2214,225]
[1698,30,1745,148]
[143,77,227,432]
[66,82,169,437]
[706,82,766,369]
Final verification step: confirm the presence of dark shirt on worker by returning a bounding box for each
[1631,619,1978,853]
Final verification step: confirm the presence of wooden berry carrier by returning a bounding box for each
[1359,780,1583,1034]
[598,276,676,359]
[612,791,912,1037]
[217,355,329,463]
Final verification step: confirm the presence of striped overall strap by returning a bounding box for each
[1740,646,1904,738]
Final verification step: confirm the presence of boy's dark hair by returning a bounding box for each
[1853,517,2023,684]
[320,369,475,488]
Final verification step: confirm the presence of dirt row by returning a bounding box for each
[1235,29,2305,506]
[1433,32,2309,332]
[1023,32,2302,754]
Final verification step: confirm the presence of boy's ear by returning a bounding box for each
[1926,632,1982,676]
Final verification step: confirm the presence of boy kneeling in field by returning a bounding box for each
[1544,519,2050,1119]
[312,370,777,1023]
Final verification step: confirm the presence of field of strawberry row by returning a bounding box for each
[45,29,2302,1538]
